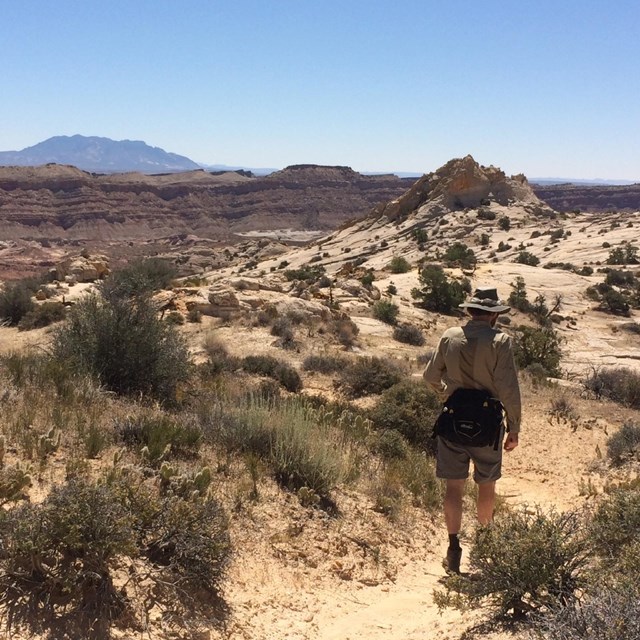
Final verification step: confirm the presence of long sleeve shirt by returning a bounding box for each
[423,319,522,433]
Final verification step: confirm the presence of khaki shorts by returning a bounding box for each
[436,435,503,484]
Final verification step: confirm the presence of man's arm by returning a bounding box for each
[493,335,522,435]
[423,338,447,395]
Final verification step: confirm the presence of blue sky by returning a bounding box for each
[1,0,639,179]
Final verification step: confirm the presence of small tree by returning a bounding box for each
[412,265,467,314]
[0,281,35,326]
[372,300,399,325]
[513,325,563,377]
[442,242,476,271]
[508,276,531,312]
[388,256,411,274]
[514,251,540,266]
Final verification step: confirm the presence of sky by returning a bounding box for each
[1,0,639,180]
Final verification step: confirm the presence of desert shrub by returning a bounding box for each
[368,379,440,448]
[604,268,638,287]
[0,281,35,326]
[601,288,631,315]
[283,264,325,283]
[242,355,302,392]
[302,354,348,374]
[101,257,176,299]
[477,209,496,221]
[0,480,136,628]
[412,265,468,314]
[606,243,639,265]
[411,228,429,243]
[187,307,202,323]
[201,335,239,375]
[369,429,409,461]
[331,316,360,348]
[578,265,594,276]
[605,421,640,465]
[514,250,540,266]
[589,484,640,559]
[165,310,185,325]
[270,317,294,340]
[115,413,202,465]
[388,256,411,274]
[508,276,531,312]
[513,325,563,377]
[339,356,404,398]
[435,508,589,618]
[17,300,66,330]
[442,242,476,270]
[479,232,490,246]
[0,464,33,506]
[386,282,398,295]
[372,299,399,325]
[498,216,511,231]
[584,366,640,409]
[392,323,425,346]
[51,293,192,405]
[534,582,640,640]
[360,270,375,287]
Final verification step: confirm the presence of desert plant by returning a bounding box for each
[534,582,640,640]
[302,354,349,374]
[368,379,440,448]
[339,356,404,398]
[101,257,177,300]
[392,323,425,346]
[606,243,639,265]
[51,293,192,405]
[412,265,468,314]
[372,299,399,325]
[584,366,640,409]
[0,281,35,326]
[442,242,476,270]
[498,216,511,231]
[115,412,202,465]
[17,301,66,330]
[331,316,360,348]
[435,508,589,618]
[242,355,302,392]
[605,421,640,466]
[589,483,640,559]
[388,256,411,274]
[513,325,563,377]
[508,276,531,312]
[514,251,540,266]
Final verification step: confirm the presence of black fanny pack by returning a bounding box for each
[433,388,504,449]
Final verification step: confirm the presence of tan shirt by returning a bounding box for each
[423,319,522,433]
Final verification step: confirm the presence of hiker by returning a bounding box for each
[423,286,521,574]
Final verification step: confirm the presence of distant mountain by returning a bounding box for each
[0,135,201,173]
[531,177,637,186]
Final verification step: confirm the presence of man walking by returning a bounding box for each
[423,286,521,574]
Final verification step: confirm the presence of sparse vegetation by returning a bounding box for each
[585,366,640,409]
[513,325,563,377]
[0,280,35,326]
[388,256,412,273]
[339,356,404,398]
[372,299,400,325]
[411,265,468,314]
[392,323,425,346]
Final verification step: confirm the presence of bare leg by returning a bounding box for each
[444,479,465,534]
[477,481,496,525]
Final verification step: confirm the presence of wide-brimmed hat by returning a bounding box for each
[459,287,510,314]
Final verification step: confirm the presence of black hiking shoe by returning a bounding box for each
[444,546,462,574]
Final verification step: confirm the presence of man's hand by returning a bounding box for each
[504,432,519,451]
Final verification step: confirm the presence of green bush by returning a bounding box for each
[435,508,589,618]
[51,293,192,405]
[508,276,531,312]
[339,356,404,398]
[0,480,136,626]
[368,379,440,448]
[442,242,476,270]
[115,412,202,465]
[606,421,640,465]
[498,216,511,231]
[283,264,326,283]
[331,316,360,349]
[513,325,563,377]
[589,484,640,559]
[514,250,540,266]
[242,355,302,392]
[412,265,468,314]
[372,299,399,325]
[17,301,66,331]
[584,367,640,409]
[392,323,425,346]
[302,354,349,374]
[0,281,35,326]
[388,256,412,274]
[101,257,177,300]
[607,243,639,265]
[605,269,638,287]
